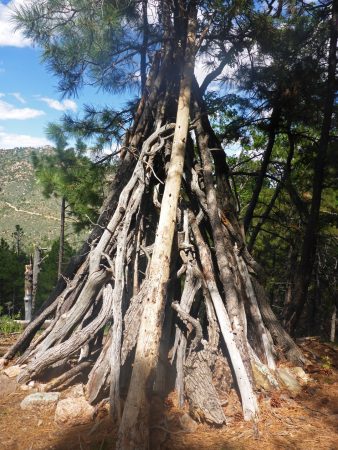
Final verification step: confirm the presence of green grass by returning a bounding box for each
[0,315,23,334]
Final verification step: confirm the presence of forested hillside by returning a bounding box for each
[0,147,85,316]
[0,147,63,247]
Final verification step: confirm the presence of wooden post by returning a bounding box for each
[58,197,66,278]
[24,260,33,322]
[32,246,42,315]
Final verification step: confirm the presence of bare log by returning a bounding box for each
[86,331,113,404]
[234,250,276,369]
[190,212,259,421]
[194,119,253,378]
[171,263,201,406]
[252,278,307,366]
[184,350,226,425]
[117,7,197,448]
[32,246,41,314]
[18,283,115,383]
[172,300,225,425]
[45,361,91,392]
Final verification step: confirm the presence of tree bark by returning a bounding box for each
[24,262,33,322]
[190,213,259,420]
[117,5,197,448]
[58,197,66,278]
[32,246,41,315]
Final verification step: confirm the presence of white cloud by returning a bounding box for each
[194,56,210,85]
[225,142,242,157]
[146,1,158,25]
[40,97,77,112]
[0,0,33,48]
[0,99,45,120]
[11,92,26,104]
[0,130,51,149]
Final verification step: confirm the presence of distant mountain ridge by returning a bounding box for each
[0,146,72,249]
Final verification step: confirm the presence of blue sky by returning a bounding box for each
[0,0,238,152]
[0,0,127,149]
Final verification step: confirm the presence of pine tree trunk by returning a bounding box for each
[243,104,281,233]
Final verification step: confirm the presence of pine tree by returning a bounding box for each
[32,123,106,274]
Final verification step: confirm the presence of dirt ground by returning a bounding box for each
[0,336,337,450]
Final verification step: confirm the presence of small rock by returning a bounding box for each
[54,397,95,427]
[68,383,84,398]
[20,384,30,391]
[252,363,274,392]
[179,413,198,432]
[28,381,35,388]
[0,374,17,397]
[277,368,302,395]
[37,420,43,427]
[3,365,21,378]
[20,392,60,410]
[289,367,311,385]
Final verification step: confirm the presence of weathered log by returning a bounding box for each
[171,263,201,406]
[45,361,91,392]
[18,283,115,383]
[194,119,253,379]
[13,320,52,329]
[32,246,42,314]
[24,263,33,322]
[109,179,146,423]
[86,331,112,404]
[17,260,89,365]
[234,250,276,369]
[252,278,307,365]
[116,7,197,448]
[184,350,226,425]
[190,211,259,421]
[172,300,225,425]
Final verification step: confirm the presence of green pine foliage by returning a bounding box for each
[32,123,106,231]
[0,235,75,317]
[35,238,74,310]
[14,0,143,96]
[0,237,26,316]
